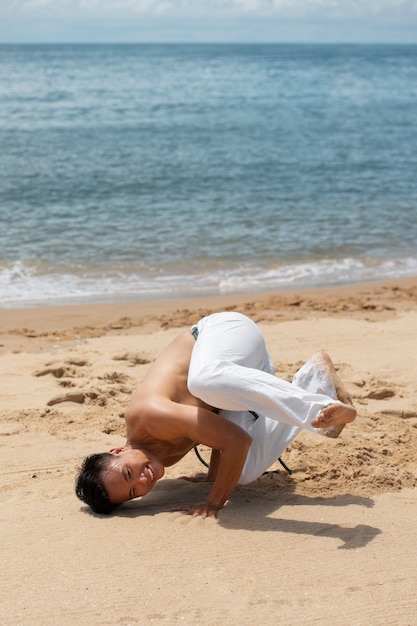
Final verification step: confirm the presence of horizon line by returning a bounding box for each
[1,40,417,46]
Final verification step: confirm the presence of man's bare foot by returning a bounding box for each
[311,400,356,430]
[311,351,357,438]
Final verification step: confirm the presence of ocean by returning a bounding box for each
[0,43,416,308]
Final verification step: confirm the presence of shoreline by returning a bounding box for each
[1,275,416,336]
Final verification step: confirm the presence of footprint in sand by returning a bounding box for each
[46,391,99,406]
[99,371,130,384]
[113,352,151,366]
[364,387,396,400]
[33,358,90,379]
[33,365,75,379]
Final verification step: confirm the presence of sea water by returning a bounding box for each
[0,43,416,308]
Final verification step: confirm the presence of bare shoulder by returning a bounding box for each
[150,329,195,371]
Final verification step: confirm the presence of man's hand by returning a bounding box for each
[177,472,211,483]
[174,501,220,518]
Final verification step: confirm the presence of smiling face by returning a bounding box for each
[101,447,165,505]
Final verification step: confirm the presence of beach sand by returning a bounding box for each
[1,277,417,625]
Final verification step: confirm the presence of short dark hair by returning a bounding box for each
[75,453,118,514]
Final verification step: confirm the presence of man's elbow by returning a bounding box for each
[223,429,251,456]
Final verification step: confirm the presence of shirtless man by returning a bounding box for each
[76,312,356,518]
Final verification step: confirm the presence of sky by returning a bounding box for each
[0,0,416,44]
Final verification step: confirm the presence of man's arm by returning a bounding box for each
[143,400,252,517]
[179,448,221,483]
[206,448,221,481]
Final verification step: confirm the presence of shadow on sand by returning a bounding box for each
[83,474,381,550]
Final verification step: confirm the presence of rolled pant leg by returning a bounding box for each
[236,355,339,483]
[188,312,338,430]
[222,409,299,485]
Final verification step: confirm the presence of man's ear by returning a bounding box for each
[108,447,127,455]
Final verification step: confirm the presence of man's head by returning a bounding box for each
[75,447,164,514]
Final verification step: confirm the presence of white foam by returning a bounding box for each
[1,257,416,309]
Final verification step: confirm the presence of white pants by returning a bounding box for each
[187,312,338,484]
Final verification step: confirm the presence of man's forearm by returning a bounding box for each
[206,449,221,481]
[205,442,250,510]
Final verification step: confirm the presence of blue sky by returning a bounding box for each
[0,0,416,44]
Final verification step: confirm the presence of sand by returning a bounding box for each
[1,277,417,625]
